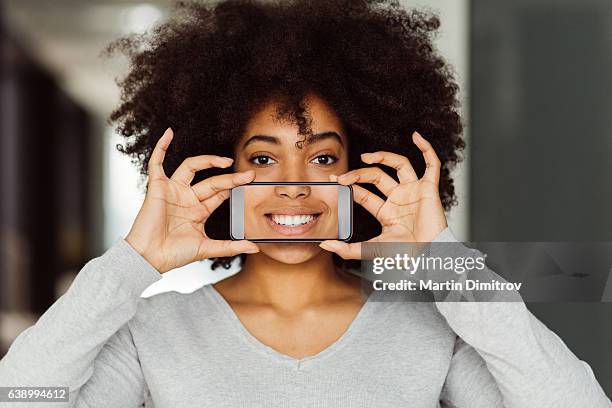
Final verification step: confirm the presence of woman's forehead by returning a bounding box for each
[239,94,347,147]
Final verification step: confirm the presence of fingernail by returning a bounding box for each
[245,247,259,253]
[217,157,233,166]
[413,131,422,139]
[361,152,375,161]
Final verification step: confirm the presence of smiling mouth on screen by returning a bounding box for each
[263,209,323,236]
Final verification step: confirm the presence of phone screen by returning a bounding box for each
[231,182,352,242]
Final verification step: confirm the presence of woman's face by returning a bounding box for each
[234,93,349,264]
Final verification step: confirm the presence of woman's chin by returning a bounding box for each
[258,243,322,264]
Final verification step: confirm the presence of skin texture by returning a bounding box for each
[235,93,348,264]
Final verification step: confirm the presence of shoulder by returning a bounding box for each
[357,288,458,372]
[348,270,455,339]
[365,287,456,343]
[125,284,234,356]
[128,284,222,332]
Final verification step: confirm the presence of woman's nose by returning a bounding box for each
[274,184,311,199]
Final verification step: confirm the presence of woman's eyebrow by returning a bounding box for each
[305,131,344,148]
[242,131,344,148]
[242,135,280,148]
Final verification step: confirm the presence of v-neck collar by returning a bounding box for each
[203,283,375,369]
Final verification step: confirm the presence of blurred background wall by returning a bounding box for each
[0,0,610,397]
[470,0,612,395]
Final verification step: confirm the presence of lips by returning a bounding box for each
[263,207,323,236]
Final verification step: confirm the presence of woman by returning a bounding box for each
[0,1,609,407]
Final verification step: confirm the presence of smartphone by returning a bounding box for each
[230,182,353,243]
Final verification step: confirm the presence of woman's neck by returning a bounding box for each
[216,249,361,314]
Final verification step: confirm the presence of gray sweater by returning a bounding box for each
[0,227,610,407]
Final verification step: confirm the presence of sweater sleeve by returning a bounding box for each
[430,227,612,408]
[0,238,163,407]
[439,336,504,407]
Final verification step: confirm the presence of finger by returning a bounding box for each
[412,131,441,185]
[192,170,255,201]
[361,150,418,184]
[171,155,234,186]
[198,239,260,259]
[319,240,362,260]
[148,128,174,179]
[351,184,385,221]
[200,189,230,217]
[337,167,398,197]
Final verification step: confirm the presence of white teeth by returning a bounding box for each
[271,214,315,226]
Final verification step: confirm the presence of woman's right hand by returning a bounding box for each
[125,127,259,274]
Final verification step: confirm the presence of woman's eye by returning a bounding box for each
[250,155,277,166]
[310,154,338,165]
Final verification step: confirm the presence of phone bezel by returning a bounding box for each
[230,181,353,243]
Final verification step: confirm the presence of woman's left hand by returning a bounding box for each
[319,131,448,259]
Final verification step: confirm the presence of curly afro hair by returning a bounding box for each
[105,0,465,272]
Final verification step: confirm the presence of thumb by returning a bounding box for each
[319,240,361,260]
[199,239,260,259]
